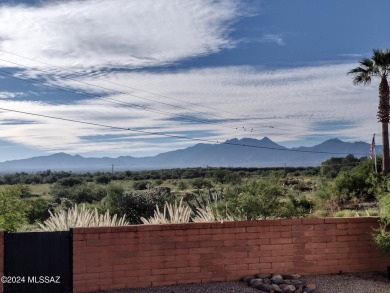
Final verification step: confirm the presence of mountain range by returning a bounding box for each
[0,137,378,173]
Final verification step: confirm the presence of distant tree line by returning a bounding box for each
[0,166,321,185]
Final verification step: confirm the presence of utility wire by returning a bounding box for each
[0,106,370,157]
[0,52,320,135]
[0,68,288,138]
[0,52,369,140]
[0,60,294,136]
[0,57,348,136]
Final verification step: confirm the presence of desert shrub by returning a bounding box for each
[17,184,36,198]
[0,187,28,231]
[107,185,173,224]
[224,180,284,220]
[321,154,360,179]
[315,160,379,215]
[333,160,377,202]
[58,177,83,187]
[279,193,313,218]
[24,198,52,224]
[332,209,378,217]
[176,180,188,190]
[213,169,229,184]
[191,178,213,189]
[133,180,151,190]
[51,183,106,204]
[153,179,163,186]
[223,172,242,185]
[95,175,112,184]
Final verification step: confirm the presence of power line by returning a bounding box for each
[0,52,324,136]
[0,68,285,137]
[0,51,370,142]
[0,60,292,136]
[0,106,370,157]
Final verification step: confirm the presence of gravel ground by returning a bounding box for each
[98,272,390,293]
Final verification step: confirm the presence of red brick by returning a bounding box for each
[303,218,325,224]
[222,227,246,234]
[292,224,314,231]
[270,238,292,244]
[280,219,302,226]
[246,226,270,233]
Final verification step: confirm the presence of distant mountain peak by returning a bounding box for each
[326,138,343,143]
[0,137,375,172]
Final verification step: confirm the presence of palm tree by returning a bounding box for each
[349,49,390,174]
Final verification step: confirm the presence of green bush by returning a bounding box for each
[191,178,213,189]
[176,180,188,190]
[95,175,112,184]
[0,187,28,231]
[24,198,52,224]
[279,193,313,218]
[333,160,377,202]
[107,185,173,224]
[58,177,83,187]
[17,184,36,198]
[51,183,106,204]
[373,224,390,255]
[224,180,284,220]
[133,180,151,190]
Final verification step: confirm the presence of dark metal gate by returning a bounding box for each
[4,231,72,293]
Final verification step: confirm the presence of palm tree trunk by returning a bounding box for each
[382,122,390,174]
[379,76,390,174]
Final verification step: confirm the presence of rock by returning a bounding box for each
[306,283,317,290]
[263,278,272,284]
[271,274,284,285]
[283,285,296,292]
[279,284,290,290]
[257,273,272,279]
[250,278,264,288]
[255,283,274,293]
[303,284,317,293]
[290,279,303,286]
[271,284,282,292]
[243,272,316,293]
[242,275,255,283]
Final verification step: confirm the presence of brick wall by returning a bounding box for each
[0,231,3,293]
[72,217,390,293]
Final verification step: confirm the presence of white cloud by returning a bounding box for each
[259,33,285,45]
[0,0,240,70]
[0,91,24,99]
[0,63,381,158]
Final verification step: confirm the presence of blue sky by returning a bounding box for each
[0,0,388,161]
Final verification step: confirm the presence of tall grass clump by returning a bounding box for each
[37,204,128,231]
[140,199,191,224]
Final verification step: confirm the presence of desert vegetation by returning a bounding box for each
[0,155,386,232]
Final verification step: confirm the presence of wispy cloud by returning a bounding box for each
[0,63,380,157]
[338,53,363,58]
[0,0,241,70]
[0,91,24,99]
[259,33,285,45]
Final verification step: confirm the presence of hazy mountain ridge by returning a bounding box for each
[0,137,377,173]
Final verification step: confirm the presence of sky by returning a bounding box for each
[0,0,389,162]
